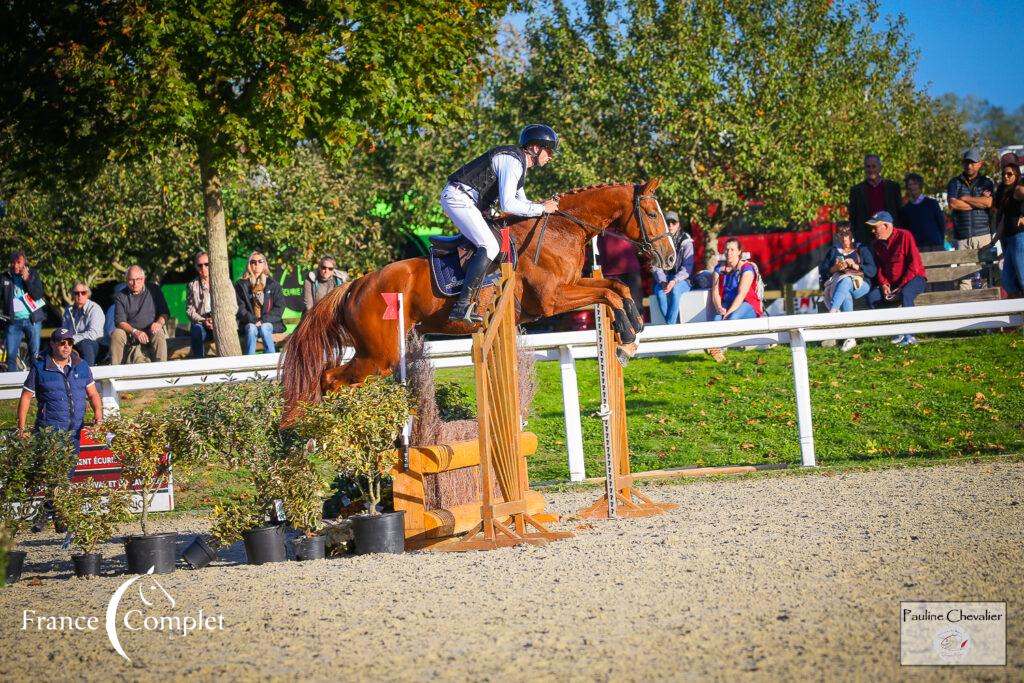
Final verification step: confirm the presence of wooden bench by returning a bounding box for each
[917,247,1001,306]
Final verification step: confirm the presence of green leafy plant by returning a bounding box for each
[276,452,332,538]
[52,480,134,556]
[209,501,261,548]
[436,381,476,421]
[0,428,79,551]
[88,412,175,536]
[293,378,413,516]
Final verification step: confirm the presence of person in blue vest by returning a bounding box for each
[441,124,561,323]
[16,327,104,456]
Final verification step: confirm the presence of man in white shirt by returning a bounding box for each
[441,124,560,323]
[61,282,105,365]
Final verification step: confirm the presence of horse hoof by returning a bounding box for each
[615,348,630,367]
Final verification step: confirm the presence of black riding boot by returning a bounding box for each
[448,248,494,323]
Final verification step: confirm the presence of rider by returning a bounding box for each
[441,124,560,322]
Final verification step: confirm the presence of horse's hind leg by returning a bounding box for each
[322,356,394,394]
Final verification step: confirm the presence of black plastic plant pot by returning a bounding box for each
[72,552,102,578]
[242,525,287,565]
[5,550,27,584]
[123,532,178,575]
[291,535,326,561]
[181,536,218,570]
[351,511,406,555]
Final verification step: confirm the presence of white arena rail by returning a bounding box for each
[3,299,1022,479]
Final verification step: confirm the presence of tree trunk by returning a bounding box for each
[198,150,243,357]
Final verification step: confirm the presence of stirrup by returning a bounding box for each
[448,300,482,324]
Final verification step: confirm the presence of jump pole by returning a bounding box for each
[577,265,676,519]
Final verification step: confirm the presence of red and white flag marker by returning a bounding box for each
[382,292,412,467]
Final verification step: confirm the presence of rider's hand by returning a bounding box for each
[541,199,559,214]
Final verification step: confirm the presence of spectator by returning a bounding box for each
[110,266,170,364]
[16,327,103,457]
[848,154,902,246]
[993,158,1024,298]
[597,232,644,316]
[650,211,694,325]
[900,173,947,252]
[302,255,347,314]
[947,147,995,290]
[865,212,927,345]
[711,238,762,321]
[186,251,215,358]
[61,282,104,365]
[819,224,877,352]
[2,250,46,372]
[236,251,285,354]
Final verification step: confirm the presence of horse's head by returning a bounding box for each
[625,177,675,271]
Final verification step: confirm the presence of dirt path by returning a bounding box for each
[2,461,1021,681]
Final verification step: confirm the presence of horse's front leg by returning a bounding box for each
[541,283,638,352]
[576,276,644,334]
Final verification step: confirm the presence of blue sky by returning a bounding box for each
[880,0,1022,110]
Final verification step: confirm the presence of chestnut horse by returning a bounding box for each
[281,178,675,420]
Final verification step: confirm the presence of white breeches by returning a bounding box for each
[440,184,499,260]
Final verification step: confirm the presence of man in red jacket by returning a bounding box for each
[865,211,928,345]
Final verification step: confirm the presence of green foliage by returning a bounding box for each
[292,378,413,515]
[89,412,173,536]
[52,479,134,556]
[435,381,477,421]
[276,452,332,537]
[0,428,79,550]
[210,501,261,548]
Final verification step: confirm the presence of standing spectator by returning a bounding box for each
[650,211,694,324]
[186,251,216,358]
[947,147,995,290]
[302,255,347,314]
[61,282,104,365]
[711,238,762,321]
[848,154,903,245]
[110,266,170,364]
[865,212,927,345]
[597,232,644,316]
[236,251,285,354]
[819,224,877,351]
[16,327,103,456]
[900,173,947,252]
[993,158,1024,298]
[2,250,46,371]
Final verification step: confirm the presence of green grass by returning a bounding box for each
[4,331,1021,511]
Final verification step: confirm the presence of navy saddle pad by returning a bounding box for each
[428,234,518,298]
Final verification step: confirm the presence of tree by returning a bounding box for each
[1,0,511,354]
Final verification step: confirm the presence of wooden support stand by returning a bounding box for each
[578,268,677,520]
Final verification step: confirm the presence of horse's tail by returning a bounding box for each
[280,280,355,425]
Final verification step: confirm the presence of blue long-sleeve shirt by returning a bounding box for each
[899,196,946,248]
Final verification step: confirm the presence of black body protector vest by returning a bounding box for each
[447,145,528,213]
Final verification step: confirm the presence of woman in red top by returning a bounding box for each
[711,238,762,320]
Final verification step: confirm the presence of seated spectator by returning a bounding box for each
[186,251,215,359]
[819,224,876,352]
[236,251,285,354]
[302,255,347,314]
[650,212,694,324]
[994,157,1024,298]
[110,266,170,364]
[2,249,46,372]
[61,282,104,365]
[711,238,762,321]
[900,173,947,252]
[865,211,927,346]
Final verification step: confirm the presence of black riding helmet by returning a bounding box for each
[519,124,559,153]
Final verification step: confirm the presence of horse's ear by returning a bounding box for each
[643,177,662,192]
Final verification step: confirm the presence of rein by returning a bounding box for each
[532,186,670,265]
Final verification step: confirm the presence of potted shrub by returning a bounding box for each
[89,411,183,574]
[277,452,332,561]
[169,379,293,565]
[52,479,133,578]
[293,377,413,554]
[0,428,79,584]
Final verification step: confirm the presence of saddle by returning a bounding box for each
[428,226,518,298]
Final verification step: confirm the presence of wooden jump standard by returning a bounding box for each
[577,266,676,519]
[392,263,571,551]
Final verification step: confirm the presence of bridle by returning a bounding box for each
[532,184,672,265]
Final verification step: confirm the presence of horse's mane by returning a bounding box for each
[554,181,633,199]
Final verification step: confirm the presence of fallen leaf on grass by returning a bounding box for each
[852,353,861,359]
[851,412,862,422]
[740,443,755,450]
[630,385,642,393]
[755,358,766,366]
[730,386,740,393]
